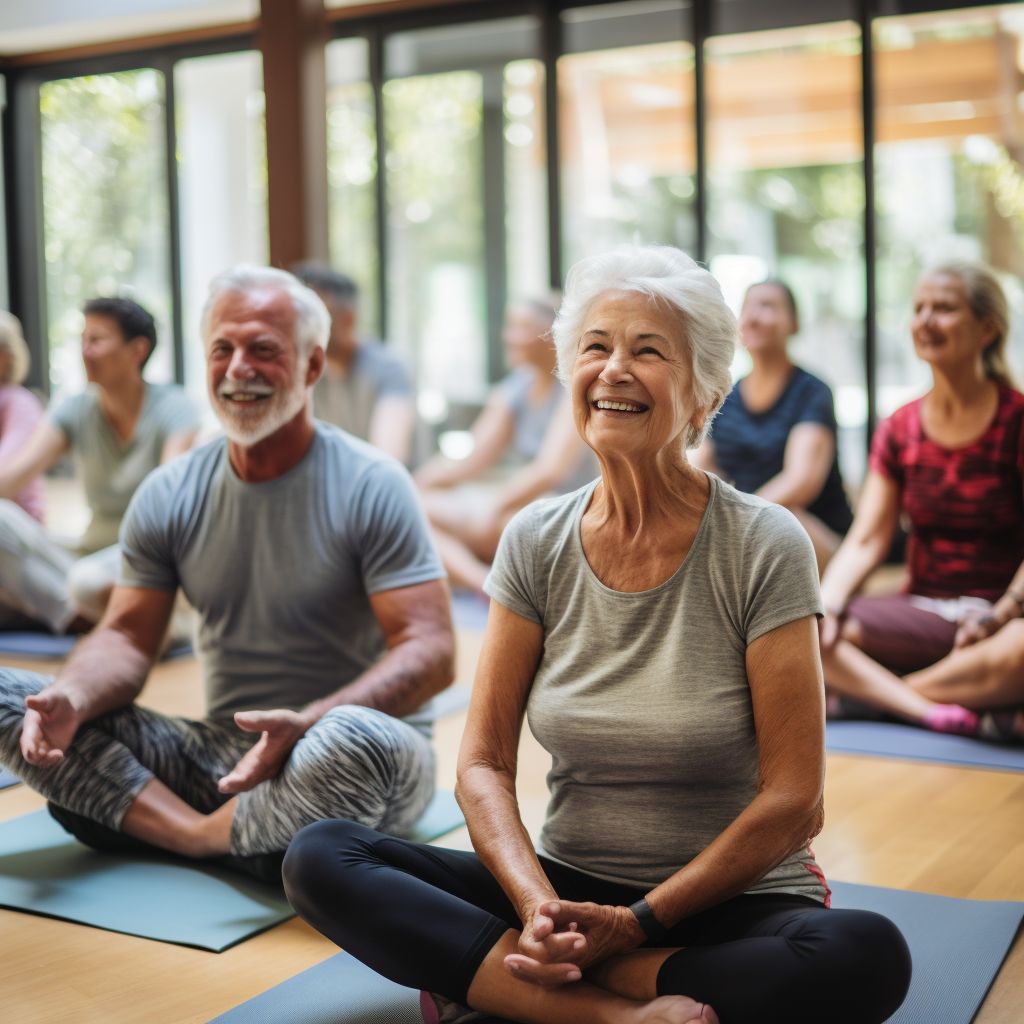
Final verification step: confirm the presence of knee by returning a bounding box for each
[0,669,48,716]
[282,818,375,917]
[814,910,912,1023]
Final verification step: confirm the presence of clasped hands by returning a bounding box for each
[21,690,309,793]
[505,899,646,988]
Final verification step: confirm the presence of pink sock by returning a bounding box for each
[922,704,979,735]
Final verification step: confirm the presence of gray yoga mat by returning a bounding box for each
[0,789,464,951]
[0,767,20,790]
[827,720,1024,772]
[211,881,1023,1024]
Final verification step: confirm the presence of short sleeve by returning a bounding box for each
[742,505,823,643]
[373,350,414,399]
[0,388,44,460]
[868,410,903,484]
[47,393,84,445]
[794,376,837,430]
[352,460,444,594]
[118,469,181,592]
[484,505,543,624]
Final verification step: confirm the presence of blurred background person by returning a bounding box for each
[0,312,46,533]
[414,297,597,593]
[694,280,852,572]
[292,263,416,465]
[819,261,1023,736]
[0,297,198,633]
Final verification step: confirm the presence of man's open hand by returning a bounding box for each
[21,690,82,767]
[217,708,310,793]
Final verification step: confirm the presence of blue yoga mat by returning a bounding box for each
[0,631,192,661]
[210,880,1024,1024]
[0,767,19,790]
[0,790,463,951]
[827,720,1024,772]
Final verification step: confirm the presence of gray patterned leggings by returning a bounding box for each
[0,669,435,856]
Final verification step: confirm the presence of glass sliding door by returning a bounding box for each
[874,4,1024,414]
[39,69,171,396]
[706,10,867,480]
[381,15,543,417]
[558,1,697,274]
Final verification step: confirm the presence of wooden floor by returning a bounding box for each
[2,630,1022,1024]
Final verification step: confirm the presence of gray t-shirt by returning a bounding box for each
[313,342,413,442]
[50,383,199,552]
[497,368,598,494]
[485,474,826,900]
[120,423,444,724]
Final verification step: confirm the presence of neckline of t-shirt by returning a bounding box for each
[910,384,1006,453]
[573,472,717,598]
[96,381,155,451]
[737,365,803,419]
[219,425,322,490]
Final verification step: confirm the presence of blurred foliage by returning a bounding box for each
[40,70,170,393]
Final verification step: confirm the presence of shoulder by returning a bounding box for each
[496,367,534,404]
[792,367,833,399]
[711,478,806,547]
[146,382,198,417]
[996,385,1024,417]
[3,385,43,415]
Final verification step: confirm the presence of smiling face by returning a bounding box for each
[738,283,796,354]
[206,287,316,446]
[571,290,704,459]
[911,272,997,373]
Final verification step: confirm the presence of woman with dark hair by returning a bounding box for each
[694,280,852,571]
[819,260,1024,736]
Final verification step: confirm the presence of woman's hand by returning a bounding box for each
[505,900,646,986]
[954,611,1000,650]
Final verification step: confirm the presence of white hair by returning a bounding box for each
[200,264,331,359]
[552,245,737,448]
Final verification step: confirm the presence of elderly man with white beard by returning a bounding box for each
[0,266,454,880]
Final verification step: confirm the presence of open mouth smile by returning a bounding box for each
[594,399,649,413]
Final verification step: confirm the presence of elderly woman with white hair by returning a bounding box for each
[283,246,911,1024]
[0,312,46,528]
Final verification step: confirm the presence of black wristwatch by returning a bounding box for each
[628,897,669,942]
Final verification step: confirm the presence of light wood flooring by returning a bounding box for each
[1,629,1022,1024]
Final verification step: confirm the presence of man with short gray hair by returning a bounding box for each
[0,265,454,878]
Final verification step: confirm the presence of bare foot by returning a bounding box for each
[636,995,720,1024]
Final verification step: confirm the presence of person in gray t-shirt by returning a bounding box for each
[284,247,910,1024]
[1,266,453,879]
[415,298,598,593]
[292,263,417,464]
[0,297,198,631]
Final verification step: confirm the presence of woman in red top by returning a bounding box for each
[819,261,1024,736]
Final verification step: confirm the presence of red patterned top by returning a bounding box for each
[869,385,1024,601]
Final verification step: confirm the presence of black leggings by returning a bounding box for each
[283,819,911,1024]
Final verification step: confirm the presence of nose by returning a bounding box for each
[599,346,634,385]
[224,346,256,380]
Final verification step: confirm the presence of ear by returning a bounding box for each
[129,335,150,370]
[305,345,325,387]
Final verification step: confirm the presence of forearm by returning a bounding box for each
[757,471,824,509]
[645,788,823,927]
[457,763,557,921]
[301,631,454,725]
[820,535,888,613]
[50,627,152,721]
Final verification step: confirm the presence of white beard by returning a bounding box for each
[212,375,309,446]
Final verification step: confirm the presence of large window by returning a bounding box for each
[325,37,380,335]
[559,1,697,273]
[706,17,867,478]
[40,69,171,397]
[874,3,1024,415]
